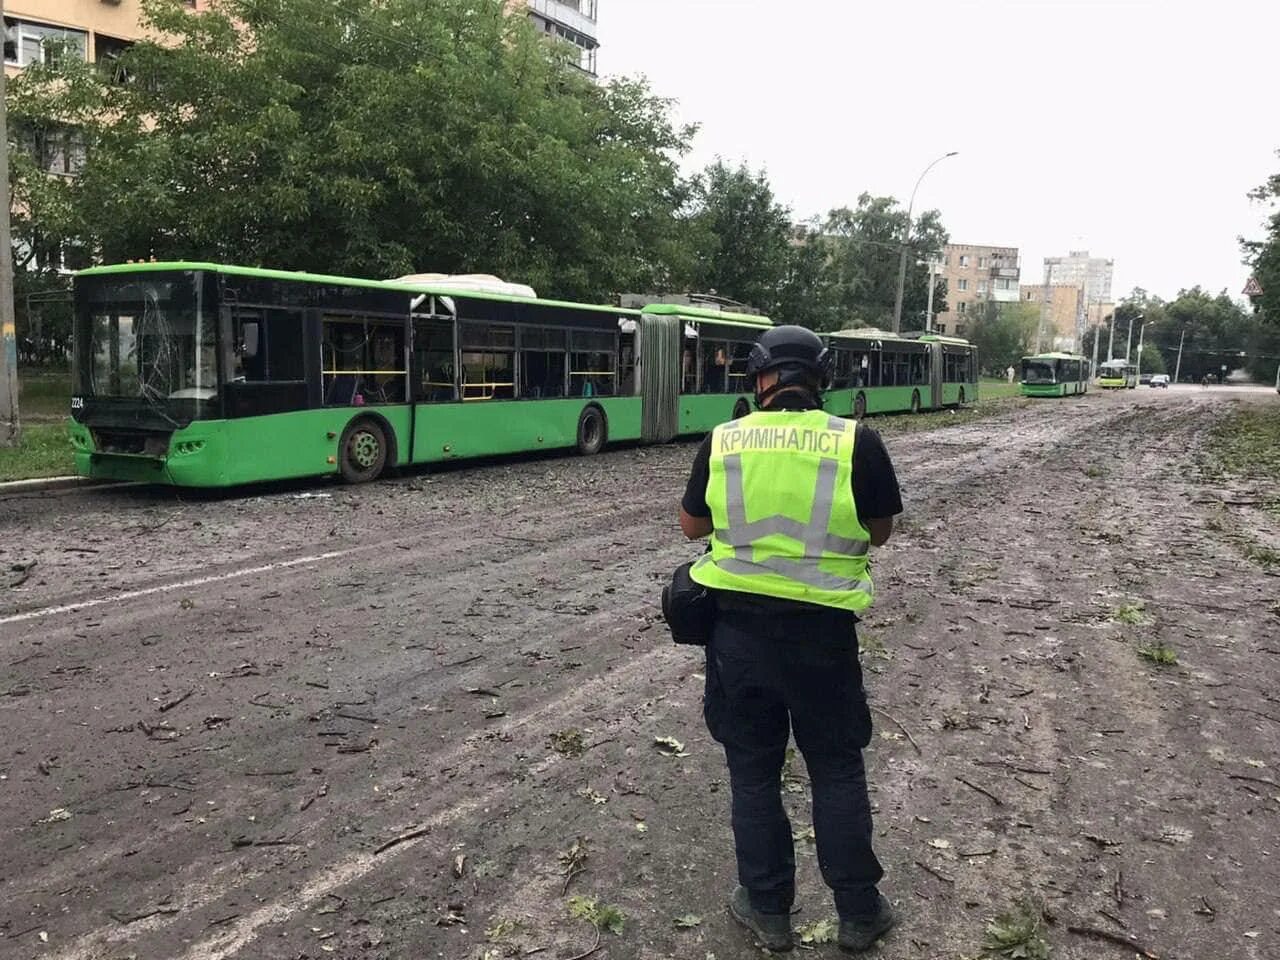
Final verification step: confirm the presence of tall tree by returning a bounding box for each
[684,161,792,312]
[965,300,1038,374]
[1242,148,1280,326]
[820,194,948,331]
[7,0,700,303]
[773,222,840,330]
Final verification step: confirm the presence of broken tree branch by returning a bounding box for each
[913,860,954,884]
[1067,924,1159,959]
[955,776,1004,806]
[374,825,430,856]
[870,705,921,754]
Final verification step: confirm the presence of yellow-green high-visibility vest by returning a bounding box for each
[689,408,873,612]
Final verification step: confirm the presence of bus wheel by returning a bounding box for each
[910,390,921,414]
[958,387,966,405]
[339,418,388,483]
[577,406,606,456]
[854,393,867,419]
[733,397,751,420]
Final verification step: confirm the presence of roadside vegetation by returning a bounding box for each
[1200,404,1280,573]
[0,422,74,482]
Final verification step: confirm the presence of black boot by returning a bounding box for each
[728,885,793,952]
[838,893,895,952]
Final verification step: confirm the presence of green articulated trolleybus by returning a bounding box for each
[69,262,776,486]
[68,262,980,487]
[1019,352,1091,397]
[1096,359,1138,390]
[821,330,978,417]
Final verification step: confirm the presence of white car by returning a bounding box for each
[1150,374,1170,388]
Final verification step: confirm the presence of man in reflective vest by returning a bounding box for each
[679,325,902,953]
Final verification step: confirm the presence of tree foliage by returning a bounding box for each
[1242,149,1280,327]
[818,195,948,331]
[1089,288,1257,382]
[684,161,791,313]
[7,0,699,303]
[964,300,1038,374]
[9,0,955,348]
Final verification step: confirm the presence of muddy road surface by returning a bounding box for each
[2,388,1278,960]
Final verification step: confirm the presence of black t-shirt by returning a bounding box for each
[680,404,903,617]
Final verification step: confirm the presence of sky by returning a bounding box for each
[598,0,1279,304]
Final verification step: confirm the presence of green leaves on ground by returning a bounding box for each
[1138,642,1179,666]
[982,900,1050,959]
[549,729,585,757]
[797,918,838,944]
[673,913,702,928]
[566,895,625,934]
[1111,602,1148,625]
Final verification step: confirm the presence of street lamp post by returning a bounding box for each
[892,151,958,333]
[1124,313,1144,364]
[1135,320,1149,378]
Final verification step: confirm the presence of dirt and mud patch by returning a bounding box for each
[1,388,1278,960]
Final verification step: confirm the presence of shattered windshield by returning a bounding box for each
[76,272,218,417]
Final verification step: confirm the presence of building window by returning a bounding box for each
[957,279,968,291]
[935,323,947,334]
[16,123,87,177]
[4,17,87,67]
[978,257,988,268]
[977,281,988,294]
[959,255,969,267]
[957,302,968,315]
[95,35,134,83]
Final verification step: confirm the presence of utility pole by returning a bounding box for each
[1173,327,1186,383]
[1135,320,1147,378]
[0,0,20,448]
[1124,312,1141,363]
[923,260,938,332]
[1090,319,1101,375]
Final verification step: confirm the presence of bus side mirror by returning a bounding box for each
[241,321,260,358]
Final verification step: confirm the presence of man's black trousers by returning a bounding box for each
[703,606,884,918]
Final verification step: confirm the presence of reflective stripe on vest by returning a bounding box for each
[690,410,874,611]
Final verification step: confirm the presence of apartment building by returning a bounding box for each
[934,243,1020,336]
[4,0,206,77]
[1044,250,1113,306]
[507,0,600,75]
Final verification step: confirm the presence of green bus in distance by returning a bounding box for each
[1097,359,1138,389]
[1019,352,1091,397]
[69,262,770,486]
[821,329,978,418]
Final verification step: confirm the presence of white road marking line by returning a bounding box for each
[0,551,350,627]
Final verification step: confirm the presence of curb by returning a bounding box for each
[0,475,95,495]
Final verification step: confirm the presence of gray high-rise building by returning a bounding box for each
[1044,250,1113,306]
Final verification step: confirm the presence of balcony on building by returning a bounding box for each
[528,0,598,74]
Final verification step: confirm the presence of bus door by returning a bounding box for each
[636,312,681,443]
[928,340,943,409]
[409,300,458,458]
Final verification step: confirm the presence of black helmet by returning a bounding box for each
[746,325,831,406]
